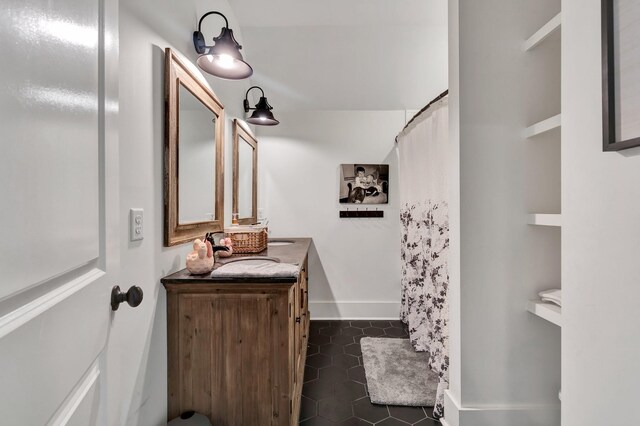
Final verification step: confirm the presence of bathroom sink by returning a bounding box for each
[222,256,281,266]
[268,239,295,246]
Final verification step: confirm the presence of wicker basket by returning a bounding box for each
[224,225,268,254]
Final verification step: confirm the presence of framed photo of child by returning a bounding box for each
[339,164,389,204]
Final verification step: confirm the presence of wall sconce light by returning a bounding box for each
[193,11,253,80]
[244,86,280,126]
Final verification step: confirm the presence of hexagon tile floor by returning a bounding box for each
[300,320,440,425]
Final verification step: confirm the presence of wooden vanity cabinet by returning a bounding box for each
[161,244,310,426]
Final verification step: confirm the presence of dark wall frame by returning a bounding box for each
[602,0,640,151]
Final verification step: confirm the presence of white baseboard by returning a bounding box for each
[443,390,560,426]
[309,301,400,320]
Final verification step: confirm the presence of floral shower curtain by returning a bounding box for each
[397,94,449,418]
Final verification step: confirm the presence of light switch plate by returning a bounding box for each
[130,208,144,241]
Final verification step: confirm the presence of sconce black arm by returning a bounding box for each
[244,86,270,112]
[194,11,241,54]
[198,11,228,31]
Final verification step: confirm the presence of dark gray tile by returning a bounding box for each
[343,342,362,357]
[414,418,440,426]
[334,380,367,401]
[377,418,409,425]
[300,416,336,426]
[331,335,355,345]
[310,323,324,335]
[307,343,320,355]
[369,320,392,328]
[310,334,332,345]
[362,327,386,337]
[320,326,343,337]
[347,365,367,384]
[319,365,349,381]
[388,320,405,329]
[300,395,318,421]
[303,378,335,401]
[320,343,345,356]
[422,407,439,421]
[388,405,426,423]
[341,327,364,337]
[307,353,332,368]
[318,397,353,422]
[352,335,368,344]
[349,320,371,328]
[336,418,373,425]
[352,397,389,423]
[305,321,425,426]
[332,353,359,369]
[304,365,319,383]
[384,327,409,338]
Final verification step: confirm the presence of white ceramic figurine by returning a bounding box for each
[186,239,214,274]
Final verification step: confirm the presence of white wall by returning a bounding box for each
[562,0,640,424]
[116,1,253,424]
[256,110,404,319]
[445,1,561,425]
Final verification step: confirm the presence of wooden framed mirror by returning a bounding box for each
[164,48,225,246]
[232,119,258,225]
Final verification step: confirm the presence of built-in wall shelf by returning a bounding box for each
[524,114,561,138]
[524,13,562,51]
[527,300,562,327]
[527,214,561,227]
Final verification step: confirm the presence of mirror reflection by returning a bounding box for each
[178,84,216,224]
[237,136,254,218]
[233,119,258,224]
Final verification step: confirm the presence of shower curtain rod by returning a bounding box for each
[395,89,449,143]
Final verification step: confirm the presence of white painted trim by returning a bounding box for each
[523,13,562,51]
[309,301,400,320]
[0,268,105,339]
[443,390,560,426]
[527,213,562,227]
[48,362,100,426]
[527,300,562,327]
[524,114,561,138]
[443,390,461,426]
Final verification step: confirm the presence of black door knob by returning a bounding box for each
[111,285,143,311]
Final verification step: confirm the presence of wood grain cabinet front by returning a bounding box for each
[162,246,310,426]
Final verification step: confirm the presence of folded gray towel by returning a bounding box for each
[538,289,562,307]
[211,262,299,278]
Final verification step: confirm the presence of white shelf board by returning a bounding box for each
[527,214,561,227]
[524,114,561,138]
[527,300,562,327]
[523,13,562,51]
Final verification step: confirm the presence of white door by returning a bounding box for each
[0,0,123,424]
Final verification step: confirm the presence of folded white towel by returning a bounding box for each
[538,289,562,307]
[211,262,300,278]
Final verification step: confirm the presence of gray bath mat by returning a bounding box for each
[361,337,438,406]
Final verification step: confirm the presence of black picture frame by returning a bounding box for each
[602,0,640,151]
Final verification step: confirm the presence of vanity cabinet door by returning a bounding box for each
[168,290,285,426]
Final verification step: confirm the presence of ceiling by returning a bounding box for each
[230,0,448,111]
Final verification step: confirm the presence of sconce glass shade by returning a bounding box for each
[193,12,253,80]
[246,96,280,126]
